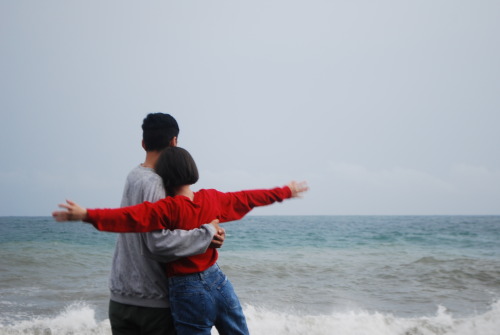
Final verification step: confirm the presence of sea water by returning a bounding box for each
[1,216,499,335]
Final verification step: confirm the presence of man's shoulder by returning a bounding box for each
[121,165,165,206]
[126,165,162,185]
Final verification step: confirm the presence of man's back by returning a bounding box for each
[110,165,170,307]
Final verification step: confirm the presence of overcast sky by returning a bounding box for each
[1,1,499,216]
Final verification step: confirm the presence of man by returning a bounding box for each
[108,113,224,335]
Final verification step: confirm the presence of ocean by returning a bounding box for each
[0,215,499,335]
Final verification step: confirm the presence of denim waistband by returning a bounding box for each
[168,263,220,284]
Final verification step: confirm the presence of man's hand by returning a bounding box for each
[208,219,225,249]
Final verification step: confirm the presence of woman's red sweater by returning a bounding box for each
[85,186,292,276]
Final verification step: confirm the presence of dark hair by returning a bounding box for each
[155,147,199,196]
[142,113,179,151]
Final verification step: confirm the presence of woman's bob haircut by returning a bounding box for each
[155,147,199,196]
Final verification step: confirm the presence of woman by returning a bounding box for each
[53,147,308,335]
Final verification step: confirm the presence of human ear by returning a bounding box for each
[170,136,178,147]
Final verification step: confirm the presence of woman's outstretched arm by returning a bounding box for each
[52,199,177,232]
[217,181,309,222]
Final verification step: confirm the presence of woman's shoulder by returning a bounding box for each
[194,189,226,200]
[195,188,223,195]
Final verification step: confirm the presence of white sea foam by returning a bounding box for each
[0,302,111,335]
[235,301,500,335]
[1,301,499,335]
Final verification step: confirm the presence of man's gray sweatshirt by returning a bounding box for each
[109,165,216,308]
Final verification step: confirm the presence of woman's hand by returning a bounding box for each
[287,181,309,198]
[52,200,88,222]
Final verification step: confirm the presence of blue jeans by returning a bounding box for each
[168,264,249,335]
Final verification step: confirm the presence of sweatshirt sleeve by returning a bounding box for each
[141,224,216,262]
[218,186,292,222]
[85,198,179,233]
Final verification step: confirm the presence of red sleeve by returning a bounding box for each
[217,186,292,222]
[84,198,180,233]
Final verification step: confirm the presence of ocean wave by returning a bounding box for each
[409,257,500,287]
[1,301,499,335]
[0,302,110,335]
[241,302,500,335]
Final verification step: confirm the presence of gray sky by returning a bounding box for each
[1,1,499,216]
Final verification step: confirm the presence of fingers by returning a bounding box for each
[210,240,223,249]
[58,199,75,210]
[52,211,68,222]
[297,181,309,192]
[288,180,309,197]
[210,224,226,249]
[214,229,226,241]
[54,200,77,221]
[209,219,221,232]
